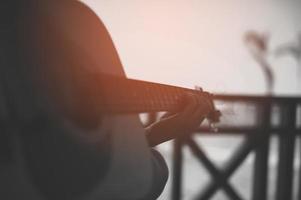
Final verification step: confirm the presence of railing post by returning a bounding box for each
[252,102,271,200]
[297,133,301,200]
[172,138,183,200]
[276,103,297,200]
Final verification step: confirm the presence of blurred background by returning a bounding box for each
[82,0,301,199]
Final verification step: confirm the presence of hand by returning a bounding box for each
[146,92,214,147]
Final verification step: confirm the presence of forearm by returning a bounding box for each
[145,124,174,147]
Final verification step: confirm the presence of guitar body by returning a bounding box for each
[1,1,154,200]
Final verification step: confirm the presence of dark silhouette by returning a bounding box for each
[0,1,213,199]
[244,31,274,95]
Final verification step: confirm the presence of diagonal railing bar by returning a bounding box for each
[218,134,259,179]
[186,138,243,200]
[168,95,301,200]
[192,133,259,200]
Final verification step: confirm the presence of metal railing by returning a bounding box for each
[169,95,301,200]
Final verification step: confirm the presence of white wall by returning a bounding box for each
[82,0,301,95]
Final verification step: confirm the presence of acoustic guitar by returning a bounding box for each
[1,1,220,200]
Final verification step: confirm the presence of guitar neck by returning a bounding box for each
[94,74,208,113]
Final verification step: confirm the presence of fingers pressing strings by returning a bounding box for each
[174,92,211,134]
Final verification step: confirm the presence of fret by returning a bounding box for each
[164,86,171,109]
[152,83,160,110]
[162,86,168,106]
[146,83,153,110]
[166,87,174,109]
[145,82,151,110]
[155,84,161,109]
[157,83,164,110]
[163,92,169,109]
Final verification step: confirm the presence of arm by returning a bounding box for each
[19,1,168,199]
[146,92,214,147]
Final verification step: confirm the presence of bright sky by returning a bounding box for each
[82,0,301,96]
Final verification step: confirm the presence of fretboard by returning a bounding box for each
[94,75,210,113]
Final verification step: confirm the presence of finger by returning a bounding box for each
[189,116,205,129]
[170,93,198,125]
[189,97,210,119]
[182,116,205,134]
[203,93,215,112]
[190,106,207,125]
[181,93,199,115]
[179,103,206,129]
[188,97,213,128]
[196,94,214,115]
[161,111,176,119]
[173,93,211,125]
[191,104,207,119]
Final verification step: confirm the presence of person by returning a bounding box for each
[0,0,213,199]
